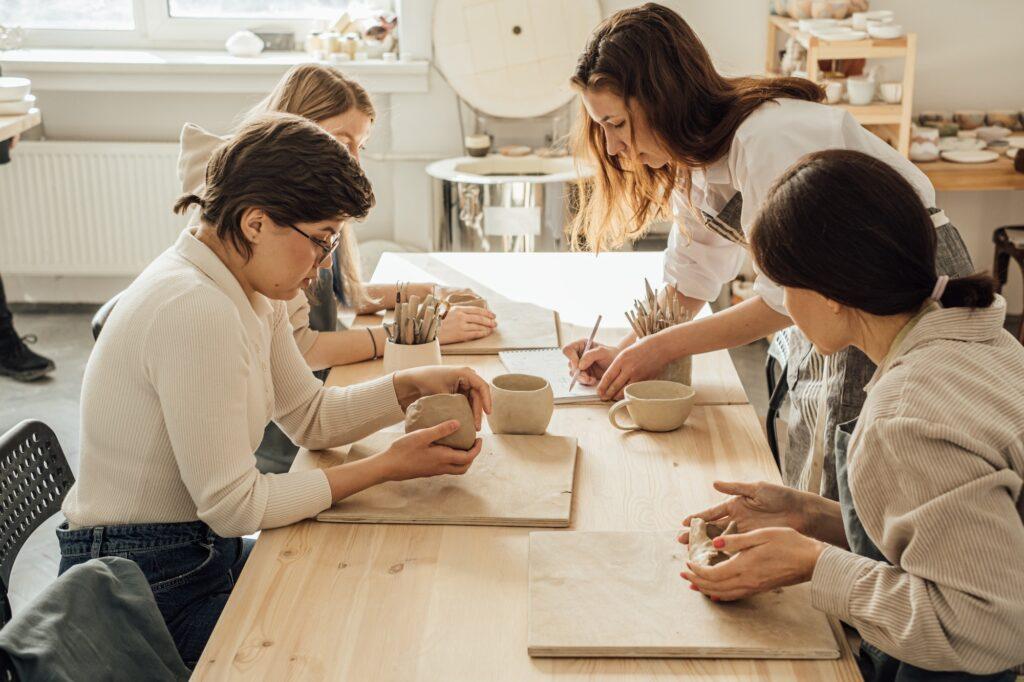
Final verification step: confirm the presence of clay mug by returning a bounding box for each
[486,373,554,435]
[954,110,986,131]
[608,380,695,433]
[446,293,488,309]
[846,77,875,106]
[404,393,477,450]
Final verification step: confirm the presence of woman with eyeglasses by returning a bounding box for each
[57,113,492,668]
[179,63,498,474]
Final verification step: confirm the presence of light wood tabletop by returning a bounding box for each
[195,253,860,680]
[0,109,41,145]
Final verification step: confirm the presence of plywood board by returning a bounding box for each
[308,432,578,527]
[369,253,561,354]
[528,531,841,660]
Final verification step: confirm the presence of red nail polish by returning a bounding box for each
[710,596,719,602]
[689,584,698,591]
[712,538,725,549]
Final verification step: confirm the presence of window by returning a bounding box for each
[167,1,346,21]
[0,0,134,31]
[0,0,394,50]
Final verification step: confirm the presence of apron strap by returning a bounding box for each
[803,354,831,494]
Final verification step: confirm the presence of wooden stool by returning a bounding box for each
[993,226,1024,344]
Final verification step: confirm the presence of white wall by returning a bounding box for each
[6,0,1023,310]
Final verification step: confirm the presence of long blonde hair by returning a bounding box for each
[244,63,377,307]
[569,3,823,253]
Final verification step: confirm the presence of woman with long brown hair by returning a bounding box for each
[562,3,974,498]
[679,149,1024,680]
[179,63,497,473]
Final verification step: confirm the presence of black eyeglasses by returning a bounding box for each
[286,224,341,265]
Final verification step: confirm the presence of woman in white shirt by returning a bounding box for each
[561,3,974,497]
[180,64,498,474]
[58,113,491,668]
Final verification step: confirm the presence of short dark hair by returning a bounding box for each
[173,112,374,259]
[749,149,993,314]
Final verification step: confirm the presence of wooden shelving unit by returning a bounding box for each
[766,14,917,156]
[914,156,1024,192]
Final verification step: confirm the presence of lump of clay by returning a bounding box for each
[688,518,736,567]
[404,393,476,451]
[446,293,488,309]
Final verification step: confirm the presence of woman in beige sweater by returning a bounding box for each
[58,113,491,668]
[680,150,1024,679]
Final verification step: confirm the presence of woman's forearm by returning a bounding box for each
[324,455,389,502]
[303,326,386,370]
[659,295,791,359]
[801,496,849,548]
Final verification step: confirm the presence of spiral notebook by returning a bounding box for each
[499,348,603,405]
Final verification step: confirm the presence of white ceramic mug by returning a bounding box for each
[382,339,442,374]
[608,380,695,433]
[824,80,844,104]
[879,82,902,104]
[846,77,875,106]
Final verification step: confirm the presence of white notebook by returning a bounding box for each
[499,348,604,405]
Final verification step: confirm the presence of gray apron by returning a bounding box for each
[701,193,976,499]
[253,267,338,474]
[834,420,1016,682]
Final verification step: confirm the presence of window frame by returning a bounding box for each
[10,0,337,50]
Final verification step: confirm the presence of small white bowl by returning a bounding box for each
[867,23,905,39]
[0,77,31,103]
[0,94,36,116]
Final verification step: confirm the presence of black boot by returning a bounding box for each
[0,331,56,382]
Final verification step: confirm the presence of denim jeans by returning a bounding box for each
[56,521,254,669]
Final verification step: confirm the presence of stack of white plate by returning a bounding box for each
[0,77,35,116]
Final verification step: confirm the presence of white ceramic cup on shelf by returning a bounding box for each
[879,82,903,104]
[382,339,442,374]
[846,77,876,106]
[824,80,844,104]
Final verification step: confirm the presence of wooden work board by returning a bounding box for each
[528,531,841,660]
[300,431,579,527]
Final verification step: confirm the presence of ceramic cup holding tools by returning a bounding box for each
[608,380,695,433]
[382,338,442,374]
[487,373,554,435]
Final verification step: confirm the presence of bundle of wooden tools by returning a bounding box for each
[384,282,451,345]
[624,279,693,338]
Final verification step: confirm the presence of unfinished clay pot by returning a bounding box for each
[404,393,477,450]
[688,518,736,568]
[487,373,553,435]
[446,293,488,309]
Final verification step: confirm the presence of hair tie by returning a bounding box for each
[930,275,950,302]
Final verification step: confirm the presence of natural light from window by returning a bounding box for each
[168,1,348,20]
[0,0,134,30]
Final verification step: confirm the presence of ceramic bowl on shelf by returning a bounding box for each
[867,23,905,39]
[852,10,893,29]
[798,18,838,32]
[937,137,986,153]
[975,125,1012,144]
[940,150,999,164]
[986,110,1023,131]
[0,77,31,103]
[788,0,813,19]
[954,110,987,131]
[0,94,35,116]
[773,0,789,16]
[918,111,951,127]
[823,79,845,104]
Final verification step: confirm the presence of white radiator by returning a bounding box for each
[0,141,187,276]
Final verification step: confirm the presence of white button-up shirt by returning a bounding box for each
[663,98,937,315]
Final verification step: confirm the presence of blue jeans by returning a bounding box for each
[56,521,254,668]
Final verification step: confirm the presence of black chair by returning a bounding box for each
[764,328,793,472]
[90,291,122,341]
[0,421,75,629]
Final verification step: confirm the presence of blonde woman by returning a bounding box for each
[59,114,490,667]
[179,64,497,472]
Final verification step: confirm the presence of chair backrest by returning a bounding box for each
[90,291,122,341]
[0,421,75,628]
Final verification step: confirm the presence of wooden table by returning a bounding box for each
[196,254,860,681]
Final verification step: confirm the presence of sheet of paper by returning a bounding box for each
[500,348,603,405]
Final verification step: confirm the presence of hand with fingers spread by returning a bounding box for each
[562,339,620,389]
[677,480,808,545]
[679,527,826,602]
[595,333,672,400]
[438,305,498,344]
[392,365,492,428]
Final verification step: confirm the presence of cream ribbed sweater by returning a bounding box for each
[61,229,405,537]
[810,296,1024,674]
